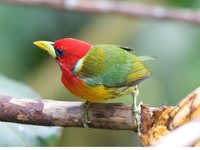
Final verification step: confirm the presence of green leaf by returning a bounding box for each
[0,75,61,146]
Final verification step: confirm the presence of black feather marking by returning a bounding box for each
[118,46,134,52]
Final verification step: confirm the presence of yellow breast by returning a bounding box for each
[68,82,134,102]
[61,73,133,102]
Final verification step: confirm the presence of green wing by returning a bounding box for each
[73,45,151,88]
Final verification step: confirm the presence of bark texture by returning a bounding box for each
[0,95,135,130]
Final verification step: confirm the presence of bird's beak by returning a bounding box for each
[33,41,56,58]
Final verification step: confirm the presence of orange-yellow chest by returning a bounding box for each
[61,70,115,102]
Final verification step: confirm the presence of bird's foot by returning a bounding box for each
[131,104,141,133]
[81,101,91,128]
[131,86,141,133]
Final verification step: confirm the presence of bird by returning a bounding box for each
[33,38,151,132]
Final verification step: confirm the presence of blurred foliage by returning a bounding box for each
[1,0,200,146]
[0,75,61,146]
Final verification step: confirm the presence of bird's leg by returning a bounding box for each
[81,101,91,128]
[131,85,140,133]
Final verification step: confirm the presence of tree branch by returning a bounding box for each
[154,118,200,147]
[0,95,135,130]
[1,0,200,25]
[1,86,200,146]
[140,87,200,146]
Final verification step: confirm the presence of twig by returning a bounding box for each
[1,0,200,25]
[0,95,135,130]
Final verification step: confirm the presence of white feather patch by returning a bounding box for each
[74,58,84,74]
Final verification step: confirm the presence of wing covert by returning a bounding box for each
[73,45,151,88]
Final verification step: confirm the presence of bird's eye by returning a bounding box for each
[55,48,66,57]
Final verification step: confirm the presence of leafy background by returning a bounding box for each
[0,0,200,146]
[0,76,61,146]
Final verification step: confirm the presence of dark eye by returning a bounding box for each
[55,48,65,57]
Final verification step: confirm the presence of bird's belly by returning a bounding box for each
[65,81,115,102]
[62,75,132,102]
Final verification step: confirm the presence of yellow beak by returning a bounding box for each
[33,41,56,58]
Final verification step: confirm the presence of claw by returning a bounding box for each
[81,101,91,128]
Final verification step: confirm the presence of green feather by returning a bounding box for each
[73,45,151,88]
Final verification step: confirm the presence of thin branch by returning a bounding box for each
[0,95,135,130]
[1,0,200,25]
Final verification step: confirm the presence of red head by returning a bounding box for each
[54,38,92,69]
[34,38,92,70]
